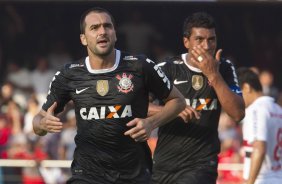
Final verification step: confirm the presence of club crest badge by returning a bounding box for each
[116,73,134,94]
[192,75,203,90]
[96,80,109,96]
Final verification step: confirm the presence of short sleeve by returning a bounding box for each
[143,58,172,100]
[252,107,269,141]
[42,69,71,114]
[220,59,242,96]
[157,60,173,82]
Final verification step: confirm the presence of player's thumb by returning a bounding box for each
[47,102,57,115]
[215,49,223,62]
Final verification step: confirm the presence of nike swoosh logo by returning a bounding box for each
[174,79,188,85]
[76,87,90,94]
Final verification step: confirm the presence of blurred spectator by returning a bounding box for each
[30,56,56,107]
[0,82,14,113]
[0,115,10,156]
[118,10,161,55]
[277,91,282,108]
[259,69,279,100]
[0,100,26,184]
[58,109,76,160]
[48,40,72,71]
[2,134,46,184]
[1,134,27,184]
[0,100,24,158]
[5,62,33,108]
[218,111,243,184]
[42,133,61,160]
[23,94,40,143]
[39,166,65,184]
[33,138,64,184]
[5,100,22,136]
[0,98,23,157]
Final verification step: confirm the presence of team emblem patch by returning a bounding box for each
[96,80,109,96]
[192,75,203,90]
[116,73,134,94]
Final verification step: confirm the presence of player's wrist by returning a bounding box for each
[147,115,159,129]
[207,73,221,85]
[33,125,48,136]
[34,116,48,136]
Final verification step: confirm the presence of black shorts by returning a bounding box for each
[67,175,151,184]
[67,168,151,184]
[151,163,218,184]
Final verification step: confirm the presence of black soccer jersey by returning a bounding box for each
[153,53,242,172]
[42,50,172,183]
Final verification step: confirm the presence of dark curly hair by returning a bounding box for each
[183,12,216,38]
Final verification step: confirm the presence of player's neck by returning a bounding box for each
[88,50,116,70]
[247,92,263,107]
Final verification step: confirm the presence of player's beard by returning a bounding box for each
[91,42,115,57]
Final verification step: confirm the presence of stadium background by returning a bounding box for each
[1,0,282,88]
[0,0,282,183]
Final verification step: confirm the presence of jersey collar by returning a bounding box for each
[182,53,202,73]
[85,49,121,74]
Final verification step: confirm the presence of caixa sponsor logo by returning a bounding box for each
[146,58,170,90]
[185,98,218,111]
[80,105,132,120]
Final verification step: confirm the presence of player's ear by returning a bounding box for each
[242,83,251,93]
[183,37,190,49]
[80,34,87,46]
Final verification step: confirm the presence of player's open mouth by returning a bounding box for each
[97,39,108,46]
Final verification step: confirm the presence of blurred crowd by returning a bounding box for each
[1,3,282,184]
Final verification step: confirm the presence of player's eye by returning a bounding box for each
[208,37,216,43]
[103,23,113,29]
[90,25,100,31]
[195,37,204,43]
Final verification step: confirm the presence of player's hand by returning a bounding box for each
[242,180,251,184]
[178,105,201,123]
[40,102,63,133]
[190,45,222,80]
[124,118,153,142]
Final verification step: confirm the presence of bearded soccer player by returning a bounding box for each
[32,7,185,184]
[150,12,245,184]
[238,68,282,184]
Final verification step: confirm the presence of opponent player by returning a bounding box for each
[32,7,185,184]
[238,68,282,184]
[150,12,245,183]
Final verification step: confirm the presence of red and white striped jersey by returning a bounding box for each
[242,96,282,183]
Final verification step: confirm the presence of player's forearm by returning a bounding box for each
[148,103,163,117]
[247,147,265,184]
[150,95,185,129]
[32,113,47,136]
[209,73,245,122]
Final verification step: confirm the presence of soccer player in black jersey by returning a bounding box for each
[150,12,245,184]
[32,7,185,184]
